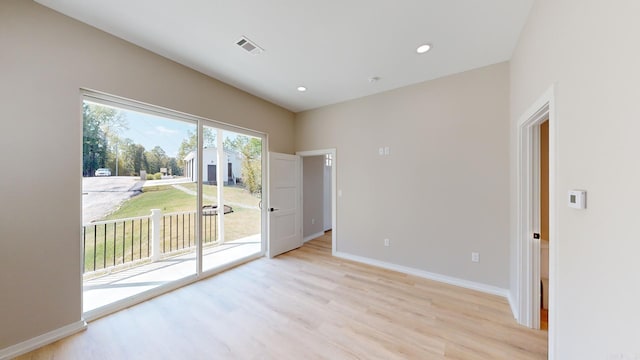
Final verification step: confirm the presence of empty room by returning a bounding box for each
[1,1,639,359]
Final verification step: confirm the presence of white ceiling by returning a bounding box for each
[35,0,533,112]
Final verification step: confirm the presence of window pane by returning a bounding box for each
[222,130,262,243]
[200,126,262,272]
[82,100,197,313]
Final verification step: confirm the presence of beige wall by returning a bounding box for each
[296,62,510,288]
[0,0,293,349]
[303,156,325,238]
[510,0,640,358]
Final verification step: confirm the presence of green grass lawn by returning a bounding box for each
[105,185,197,220]
[105,184,260,220]
[180,183,260,207]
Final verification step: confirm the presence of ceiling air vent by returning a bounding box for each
[236,36,264,55]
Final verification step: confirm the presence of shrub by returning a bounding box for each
[154,172,162,180]
[242,158,261,196]
[146,174,154,180]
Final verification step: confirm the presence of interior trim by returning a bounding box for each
[303,231,325,243]
[0,320,87,360]
[334,251,509,299]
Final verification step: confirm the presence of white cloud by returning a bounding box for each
[155,125,179,134]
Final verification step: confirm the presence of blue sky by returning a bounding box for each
[86,100,251,158]
[123,110,195,157]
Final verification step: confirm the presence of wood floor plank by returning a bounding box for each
[17,232,547,359]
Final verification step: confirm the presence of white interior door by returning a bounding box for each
[268,152,302,257]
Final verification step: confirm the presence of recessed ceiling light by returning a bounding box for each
[297,86,307,92]
[416,44,432,54]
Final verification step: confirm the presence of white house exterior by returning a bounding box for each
[184,147,242,184]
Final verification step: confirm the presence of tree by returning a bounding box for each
[117,139,147,176]
[106,137,126,176]
[82,102,128,176]
[145,146,168,174]
[117,138,133,175]
[177,129,196,165]
[91,103,128,141]
[177,128,215,168]
[82,103,109,176]
[167,157,182,176]
[225,136,262,195]
[82,102,192,178]
[241,138,262,195]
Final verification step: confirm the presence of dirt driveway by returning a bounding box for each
[82,176,144,223]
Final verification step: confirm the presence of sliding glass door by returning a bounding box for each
[81,91,264,316]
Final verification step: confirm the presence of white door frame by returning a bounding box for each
[516,85,557,358]
[296,149,337,256]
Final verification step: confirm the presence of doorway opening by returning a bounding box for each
[297,149,337,255]
[516,86,556,355]
[539,120,550,330]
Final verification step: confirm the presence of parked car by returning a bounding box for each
[95,168,111,177]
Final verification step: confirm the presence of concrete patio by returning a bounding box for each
[83,235,261,313]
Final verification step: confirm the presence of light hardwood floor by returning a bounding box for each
[18,232,547,359]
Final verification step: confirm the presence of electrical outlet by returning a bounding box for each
[379,147,384,155]
[384,146,390,155]
[471,252,480,262]
[311,218,315,225]
[384,238,390,247]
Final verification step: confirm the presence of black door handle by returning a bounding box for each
[269,208,279,212]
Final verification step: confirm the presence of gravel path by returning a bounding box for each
[82,177,144,223]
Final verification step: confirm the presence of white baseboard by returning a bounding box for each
[334,251,509,299]
[303,231,325,243]
[508,291,518,320]
[0,320,87,360]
